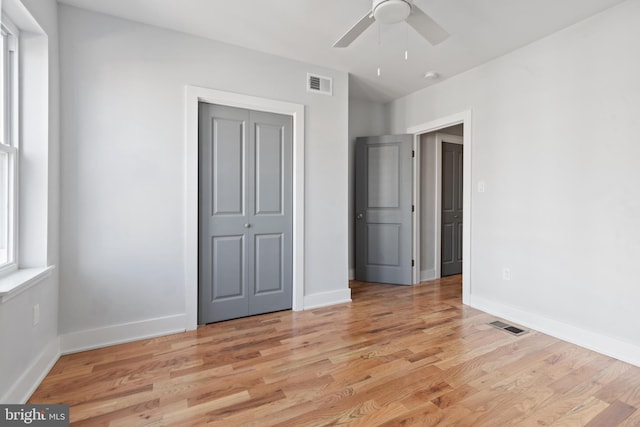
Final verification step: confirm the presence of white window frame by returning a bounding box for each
[0,14,19,275]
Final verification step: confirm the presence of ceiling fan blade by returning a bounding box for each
[406,5,449,46]
[333,11,375,48]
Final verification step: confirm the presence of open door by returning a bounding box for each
[355,135,413,285]
[441,141,463,276]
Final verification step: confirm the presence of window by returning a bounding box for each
[0,15,18,272]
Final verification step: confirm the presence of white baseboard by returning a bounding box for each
[420,269,436,282]
[349,269,355,281]
[59,314,187,355]
[1,338,60,403]
[303,288,352,310]
[470,295,640,368]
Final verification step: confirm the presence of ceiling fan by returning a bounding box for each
[333,0,449,48]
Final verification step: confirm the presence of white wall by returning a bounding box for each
[0,0,60,403]
[58,6,349,343]
[387,0,640,365]
[348,97,387,278]
[419,133,437,280]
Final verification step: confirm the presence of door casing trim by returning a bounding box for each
[185,86,305,330]
[408,110,472,305]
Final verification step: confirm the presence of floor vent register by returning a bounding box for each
[489,320,528,336]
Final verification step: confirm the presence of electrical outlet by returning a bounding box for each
[502,268,511,281]
[33,304,40,326]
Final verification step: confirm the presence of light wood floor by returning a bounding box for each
[30,275,640,426]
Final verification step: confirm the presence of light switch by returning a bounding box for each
[478,181,486,193]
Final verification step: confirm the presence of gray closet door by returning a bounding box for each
[199,103,292,324]
[441,142,463,276]
[355,135,413,285]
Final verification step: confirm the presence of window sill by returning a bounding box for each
[0,266,55,304]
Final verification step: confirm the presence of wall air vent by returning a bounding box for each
[307,73,333,96]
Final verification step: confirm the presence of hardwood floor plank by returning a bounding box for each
[379,402,441,427]
[584,400,636,427]
[617,407,640,427]
[28,275,640,426]
[159,391,250,426]
[549,396,610,426]
[508,357,634,426]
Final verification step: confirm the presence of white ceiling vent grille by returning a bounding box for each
[307,73,332,96]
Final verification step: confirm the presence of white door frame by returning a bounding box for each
[184,86,305,330]
[408,111,472,305]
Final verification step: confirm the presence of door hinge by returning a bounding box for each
[412,150,415,158]
[412,205,415,212]
[412,259,415,267]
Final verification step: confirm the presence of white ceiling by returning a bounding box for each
[57,0,628,103]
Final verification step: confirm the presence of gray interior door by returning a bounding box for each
[355,135,413,285]
[199,103,292,324]
[441,142,463,276]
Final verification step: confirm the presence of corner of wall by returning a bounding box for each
[1,337,60,403]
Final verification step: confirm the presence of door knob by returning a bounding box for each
[356,213,364,220]
[244,224,251,228]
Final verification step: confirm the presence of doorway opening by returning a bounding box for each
[418,126,464,280]
[408,111,471,305]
